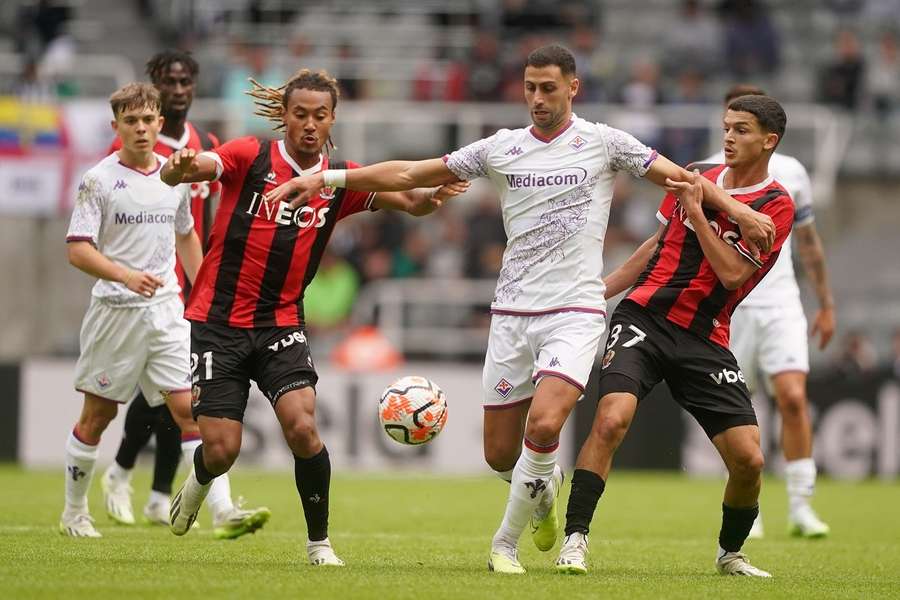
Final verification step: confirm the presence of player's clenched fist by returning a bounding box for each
[166,148,199,181]
[123,269,164,298]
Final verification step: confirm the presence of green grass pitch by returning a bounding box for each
[1,466,898,599]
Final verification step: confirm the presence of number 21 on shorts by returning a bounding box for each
[191,351,213,382]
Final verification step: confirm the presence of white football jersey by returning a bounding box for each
[702,151,814,306]
[66,152,193,306]
[445,115,655,314]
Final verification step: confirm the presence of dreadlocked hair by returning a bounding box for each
[145,50,199,83]
[246,68,341,153]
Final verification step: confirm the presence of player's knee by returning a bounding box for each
[592,412,631,446]
[484,444,518,472]
[203,439,240,473]
[525,413,565,446]
[284,414,319,453]
[79,405,118,440]
[730,449,765,481]
[777,388,807,422]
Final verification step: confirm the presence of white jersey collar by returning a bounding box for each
[157,126,191,150]
[716,166,773,195]
[277,140,323,175]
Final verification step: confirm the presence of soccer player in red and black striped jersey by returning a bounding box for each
[158,69,467,565]
[558,95,794,577]
[103,51,265,538]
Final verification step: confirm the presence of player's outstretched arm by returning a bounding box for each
[645,155,775,257]
[161,148,218,186]
[373,181,470,216]
[796,222,836,349]
[265,158,460,209]
[67,241,163,298]
[175,230,203,284]
[668,172,758,290]
[603,224,664,299]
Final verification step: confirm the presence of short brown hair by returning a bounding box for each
[723,84,765,105]
[109,82,160,117]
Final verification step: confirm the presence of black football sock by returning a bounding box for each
[150,407,182,495]
[294,446,331,542]
[564,468,607,536]
[718,503,759,553]
[114,393,157,469]
[193,445,216,486]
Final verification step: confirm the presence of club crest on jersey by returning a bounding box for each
[96,373,110,389]
[495,378,513,398]
[319,185,336,200]
[191,385,201,408]
[265,171,278,185]
[569,135,587,151]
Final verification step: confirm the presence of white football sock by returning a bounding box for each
[147,489,170,506]
[494,468,514,483]
[785,458,817,513]
[181,439,233,520]
[177,469,212,519]
[64,430,99,515]
[491,443,557,550]
[107,461,132,483]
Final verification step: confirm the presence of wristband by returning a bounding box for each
[322,169,347,188]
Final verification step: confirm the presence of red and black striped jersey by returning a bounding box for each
[625,163,794,349]
[184,136,375,328]
[109,121,221,302]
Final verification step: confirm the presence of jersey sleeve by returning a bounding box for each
[442,133,498,181]
[174,184,195,235]
[734,196,795,269]
[600,124,657,177]
[790,165,814,226]
[656,192,677,225]
[203,136,259,187]
[66,172,107,245]
[336,160,377,220]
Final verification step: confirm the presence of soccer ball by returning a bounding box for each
[378,376,447,445]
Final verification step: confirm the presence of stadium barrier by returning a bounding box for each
[11,358,899,479]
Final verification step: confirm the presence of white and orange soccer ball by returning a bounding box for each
[378,376,448,445]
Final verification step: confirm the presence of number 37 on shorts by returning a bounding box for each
[600,322,647,370]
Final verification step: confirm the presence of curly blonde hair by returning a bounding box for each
[246,68,341,153]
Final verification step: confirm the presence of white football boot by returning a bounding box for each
[59,512,102,538]
[143,498,171,526]
[488,543,525,574]
[788,505,830,538]
[716,550,772,577]
[307,538,345,566]
[555,532,588,575]
[100,466,135,525]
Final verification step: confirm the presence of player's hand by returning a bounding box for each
[810,306,836,350]
[167,148,200,180]
[124,270,164,298]
[666,170,703,216]
[733,206,775,259]
[412,181,469,215]
[265,174,324,209]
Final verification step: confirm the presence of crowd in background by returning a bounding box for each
[5,0,900,367]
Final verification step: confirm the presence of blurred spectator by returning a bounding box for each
[617,58,664,150]
[335,43,362,100]
[14,0,73,63]
[424,211,466,279]
[468,31,504,101]
[663,69,710,167]
[720,0,781,77]
[867,31,900,119]
[569,24,612,102]
[303,249,360,332]
[818,29,866,110]
[662,0,722,75]
[501,0,561,33]
[892,328,900,378]
[412,47,469,102]
[392,230,430,278]
[221,40,285,136]
[832,329,879,376]
[464,190,506,279]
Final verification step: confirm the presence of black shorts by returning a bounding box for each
[597,300,757,439]
[189,321,318,422]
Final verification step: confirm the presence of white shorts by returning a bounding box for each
[482,310,607,409]
[74,296,191,405]
[729,302,809,393]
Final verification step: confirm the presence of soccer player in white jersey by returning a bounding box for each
[703,85,835,539]
[61,82,269,538]
[265,45,777,573]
